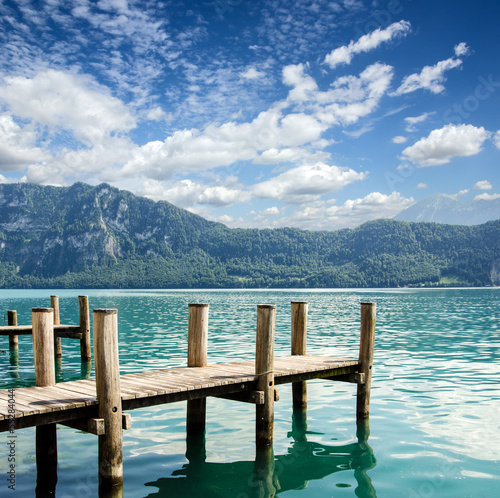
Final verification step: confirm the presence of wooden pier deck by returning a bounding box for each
[1,299,376,495]
[0,355,360,432]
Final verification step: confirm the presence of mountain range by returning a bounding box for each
[1,182,499,289]
[394,193,500,225]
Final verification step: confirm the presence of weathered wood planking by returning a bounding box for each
[0,324,82,338]
[0,355,360,431]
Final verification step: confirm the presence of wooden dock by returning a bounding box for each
[0,300,376,497]
[0,355,361,431]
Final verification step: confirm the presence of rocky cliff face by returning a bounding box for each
[0,182,215,277]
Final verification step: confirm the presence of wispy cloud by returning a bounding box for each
[393,43,470,95]
[324,20,411,69]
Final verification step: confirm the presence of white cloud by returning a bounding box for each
[0,70,136,146]
[138,178,250,209]
[494,131,500,150]
[314,63,394,126]
[392,136,407,144]
[474,180,492,190]
[454,42,470,57]
[453,189,469,198]
[405,112,433,132]
[401,124,490,167]
[197,186,250,206]
[252,162,367,203]
[240,67,265,80]
[0,114,51,170]
[283,63,318,102]
[327,191,414,223]
[416,183,428,189]
[393,44,469,95]
[269,191,415,230]
[146,107,169,122]
[254,148,304,165]
[214,214,234,224]
[324,20,411,69]
[473,193,500,201]
[261,206,280,216]
[120,107,327,179]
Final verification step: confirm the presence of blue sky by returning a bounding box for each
[0,0,499,230]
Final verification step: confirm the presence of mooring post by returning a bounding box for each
[7,310,18,349]
[93,309,123,494]
[291,301,308,409]
[357,302,376,420]
[51,295,62,359]
[79,295,91,363]
[255,304,276,448]
[32,307,58,496]
[186,303,209,463]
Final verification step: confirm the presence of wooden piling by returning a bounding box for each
[186,304,209,462]
[255,304,276,448]
[51,295,62,359]
[32,308,56,387]
[79,295,91,362]
[7,310,17,349]
[356,302,376,420]
[187,303,209,368]
[93,309,123,493]
[32,307,57,495]
[291,301,308,409]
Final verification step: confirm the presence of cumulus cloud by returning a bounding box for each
[393,44,469,95]
[240,67,265,80]
[401,124,490,167]
[120,107,327,179]
[138,178,250,209]
[0,114,51,170]
[314,63,394,126]
[473,193,500,201]
[252,162,367,203]
[283,63,319,102]
[474,180,492,190]
[324,20,411,69]
[0,70,136,146]
[392,136,407,144]
[327,191,414,222]
[261,206,280,216]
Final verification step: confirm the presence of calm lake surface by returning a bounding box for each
[1,288,499,497]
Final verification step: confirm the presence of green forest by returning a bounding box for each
[1,182,499,289]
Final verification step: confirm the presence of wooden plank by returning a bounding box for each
[0,391,42,417]
[0,325,33,335]
[60,414,131,435]
[0,324,81,337]
[215,390,264,405]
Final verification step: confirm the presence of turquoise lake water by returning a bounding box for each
[1,288,499,497]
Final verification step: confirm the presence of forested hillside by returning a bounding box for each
[1,182,499,289]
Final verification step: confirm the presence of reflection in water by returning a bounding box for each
[145,408,377,497]
[9,347,20,379]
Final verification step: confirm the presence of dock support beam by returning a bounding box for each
[291,301,308,409]
[32,307,58,496]
[186,304,209,463]
[255,305,276,448]
[357,303,376,420]
[94,309,123,495]
[79,295,91,363]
